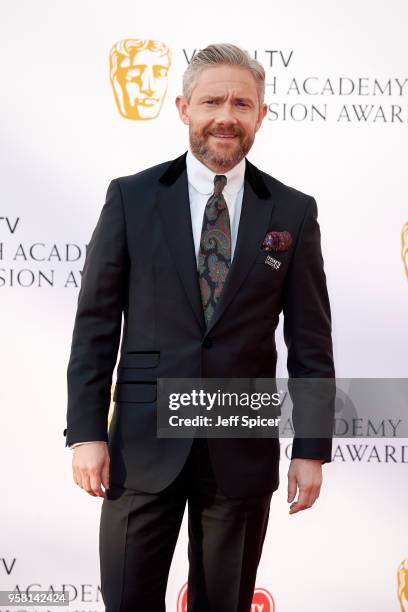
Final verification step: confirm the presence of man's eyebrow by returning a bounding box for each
[234,97,254,104]
[198,94,254,104]
[198,95,224,102]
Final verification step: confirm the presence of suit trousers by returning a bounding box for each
[99,437,273,612]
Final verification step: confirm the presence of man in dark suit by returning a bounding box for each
[65,43,334,611]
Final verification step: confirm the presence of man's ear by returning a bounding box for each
[175,95,189,125]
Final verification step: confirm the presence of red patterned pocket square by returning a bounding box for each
[261,230,293,252]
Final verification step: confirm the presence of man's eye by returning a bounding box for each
[205,100,216,104]
[237,101,248,107]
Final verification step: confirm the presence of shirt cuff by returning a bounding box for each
[69,441,105,449]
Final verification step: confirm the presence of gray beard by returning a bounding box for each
[189,132,252,170]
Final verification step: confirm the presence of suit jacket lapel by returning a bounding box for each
[155,153,206,332]
[155,151,275,338]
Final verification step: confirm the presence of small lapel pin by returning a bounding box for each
[265,255,281,270]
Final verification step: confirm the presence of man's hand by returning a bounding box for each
[72,442,110,498]
[287,458,323,514]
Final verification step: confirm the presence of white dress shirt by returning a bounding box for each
[69,149,246,449]
[186,148,245,265]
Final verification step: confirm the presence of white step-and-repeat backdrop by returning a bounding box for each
[1,1,407,610]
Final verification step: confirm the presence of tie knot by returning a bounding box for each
[213,174,227,196]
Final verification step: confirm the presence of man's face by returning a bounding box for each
[176,65,267,171]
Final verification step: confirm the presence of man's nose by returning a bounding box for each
[213,103,240,124]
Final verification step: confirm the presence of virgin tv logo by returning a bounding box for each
[177,582,275,611]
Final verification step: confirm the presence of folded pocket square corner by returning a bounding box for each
[261,230,293,252]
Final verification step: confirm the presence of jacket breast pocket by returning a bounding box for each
[246,250,292,297]
[254,250,291,267]
[251,250,291,280]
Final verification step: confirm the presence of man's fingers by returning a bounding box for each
[71,442,109,497]
[73,464,100,497]
[89,471,106,498]
[81,473,98,497]
[101,459,110,492]
[72,466,79,486]
[73,467,88,493]
[287,472,297,503]
[289,489,311,514]
[289,485,321,514]
[287,459,323,514]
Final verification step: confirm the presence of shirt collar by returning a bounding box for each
[186,148,245,196]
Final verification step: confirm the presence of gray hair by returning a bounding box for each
[182,43,265,105]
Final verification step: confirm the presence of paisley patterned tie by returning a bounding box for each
[198,174,231,326]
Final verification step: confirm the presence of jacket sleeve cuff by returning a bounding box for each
[290,437,332,463]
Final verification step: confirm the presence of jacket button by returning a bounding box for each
[203,337,213,349]
[63,428,67,436]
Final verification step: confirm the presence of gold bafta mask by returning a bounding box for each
[397,559,408,611]
[402,222,408,280]
[109,38,172,120]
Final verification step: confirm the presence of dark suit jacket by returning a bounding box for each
[64,151,335,498]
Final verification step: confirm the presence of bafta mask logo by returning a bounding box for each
[402,222,408,279]
[109,38,172,120]
[397,559,408,611]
